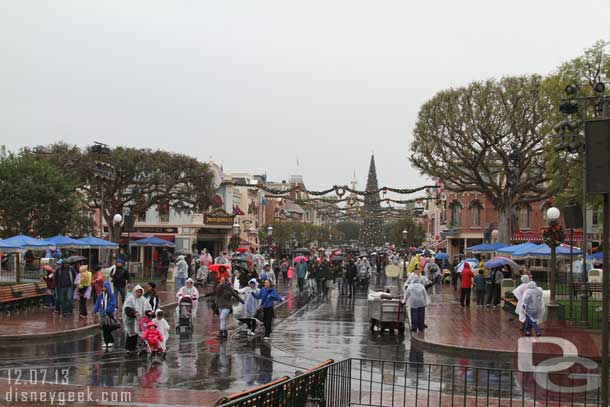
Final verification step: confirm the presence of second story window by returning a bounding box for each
[158,201,170,223]
[469,200,483,227]
[449,200,462,227]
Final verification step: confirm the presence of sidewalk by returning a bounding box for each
[0,290,180,344]
[411,285,606,361]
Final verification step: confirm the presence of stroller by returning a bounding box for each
[175,295,194,335]
[357,268,371,289]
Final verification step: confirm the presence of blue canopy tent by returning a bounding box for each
[526,244,582,257]
[77,236,119,249]
[466,242,508,253]
[2,234,53,250]
[46,235,89,249]
[0,240,24,252]
[587,252,603,261]
[131,237,175,247]
[496,242,539,255]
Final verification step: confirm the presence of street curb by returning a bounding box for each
[409,333,515,360]
[0,300,179,345]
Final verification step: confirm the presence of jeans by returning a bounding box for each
[410,306,426,331]
[345,279,355,297]
[307,279,317,294]
[525,315,541,335]
[176,277,186,290]
[460,287,471,307]
[45,290,55,307]
[338,277,345,295]
[475,289,486,305]
[58,286,74,315]
[297,278,305,292]
[219,308,231,331]
[114,286,126,305]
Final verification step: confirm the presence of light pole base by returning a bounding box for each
[546,303,561,322]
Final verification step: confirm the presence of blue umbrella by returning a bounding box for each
[526,244,582,257]
[2,234,53,250]
[484,256,519,272]
[77,236,119,249]
[435,252,449,261]
[457,258,479,273]
[46,234,89,249]
[131,237,175,247]
[496,242,538,254]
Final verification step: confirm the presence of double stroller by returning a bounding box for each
[175,295,194,335]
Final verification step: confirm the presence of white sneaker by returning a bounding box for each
[108,343,114,348]
[263,336,270,340]
[248,331,256,336]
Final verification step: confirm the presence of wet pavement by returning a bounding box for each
[0,282,517,406]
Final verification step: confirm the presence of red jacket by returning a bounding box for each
[461,264,474,288]
[141,327,164,346]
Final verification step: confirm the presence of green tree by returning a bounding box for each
[0,152,93,237]
[333,221,360,243]
[410,76,556,243]
[359,155,385,247]
[26,143,215,241]
[384,217,425,248]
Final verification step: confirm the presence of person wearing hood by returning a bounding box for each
[251,280,283,340]
[93,282,117,349]
[238,279,260,335]
[176,278,199,317]
[522,281,544,336]
[76,265,92,318]
[122,284,152,355]
[402,275,430,332]
[175,255,189,290]
[55,260,76,317]
[214,277,244,338]
[261,264,276,287]
[153,309,170,351]
[514,275,533,331]
[460,262,474,307]
[91,265,105,307]
[42,264,55,308]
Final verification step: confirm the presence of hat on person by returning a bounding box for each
[79,265,89,273]
[186,277,194,284]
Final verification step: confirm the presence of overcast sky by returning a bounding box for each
[1,1,608,192]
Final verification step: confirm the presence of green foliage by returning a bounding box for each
[384,217,425,248]
[0,152,93,237]
[410,75,556,242]
[333,221,361,242]
[263,221,331,245]
[24,142,216,241]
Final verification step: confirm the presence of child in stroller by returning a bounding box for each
[195,266,208,288]
[141,321,164,356]
[138,310,155,334]
[175,295,194,334]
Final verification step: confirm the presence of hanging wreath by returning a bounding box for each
[335,187,346,198]
[543,223,565,248]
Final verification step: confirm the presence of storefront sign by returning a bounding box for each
[204,209,235,226]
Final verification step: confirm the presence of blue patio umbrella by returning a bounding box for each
[526,244,582,257]
[2,234,53,250]
[468,242,509,253]
[131,237,175,247]
[46,234,89,249]
[435,252,449,261]
[77,236,119,249]
[587,252,603,261]
[496,242,538,254]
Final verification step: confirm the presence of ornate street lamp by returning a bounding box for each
[266,225,273,257]
[229,222,241,252]
[545,206,563,322]
[402,228,408,277]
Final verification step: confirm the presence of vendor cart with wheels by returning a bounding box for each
[368,294,406,335]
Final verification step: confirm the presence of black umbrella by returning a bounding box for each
[293,248,311,255]
[66,255,87,264]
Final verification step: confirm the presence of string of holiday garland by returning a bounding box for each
[257,183,437,197]
[265,194,433,205]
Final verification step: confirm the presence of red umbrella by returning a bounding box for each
[208,264,231,272]
[235,247,249,253]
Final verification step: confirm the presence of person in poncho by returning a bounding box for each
[237,278,261,335]
[402,275,430,332]
[513,275,531,331]
[522,281,545,336]
[122,284,152,355]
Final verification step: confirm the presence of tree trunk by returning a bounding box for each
[497,204,513,244]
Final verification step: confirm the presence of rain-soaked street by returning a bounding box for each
[0,282,511,400]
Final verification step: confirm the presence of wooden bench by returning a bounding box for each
[572,282,603,298]
[0,283,47,312]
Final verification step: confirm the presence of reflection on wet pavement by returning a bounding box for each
[0,285,511,396]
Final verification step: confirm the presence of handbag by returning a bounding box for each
[102,314,121,332]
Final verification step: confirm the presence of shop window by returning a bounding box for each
[158,202,170,223]
[449,201,462,227]
[469,200,483,227]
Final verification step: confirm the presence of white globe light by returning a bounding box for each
[113,214,123,224]
[546,207,561,221]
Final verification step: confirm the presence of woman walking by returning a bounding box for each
[93,282,118,349]
[122,285,152,355]
[213,277,243,338]
[252,280,283,340]
[238,279,260,335]
[175,255,189,290]
[77,265,92,318]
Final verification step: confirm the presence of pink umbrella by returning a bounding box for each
[294,255,309,263]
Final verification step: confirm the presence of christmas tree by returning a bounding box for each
[359,155,384,248]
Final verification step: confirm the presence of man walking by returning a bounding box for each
[110,259,130,306]
[295,258,308,292]
[55,260,76,317]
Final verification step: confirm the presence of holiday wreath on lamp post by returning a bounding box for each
[542,223,565,247]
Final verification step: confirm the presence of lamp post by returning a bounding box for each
[230,221,240,252]
[546,206,562,322]
[402,228,408,278]
[267,225,273,256]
